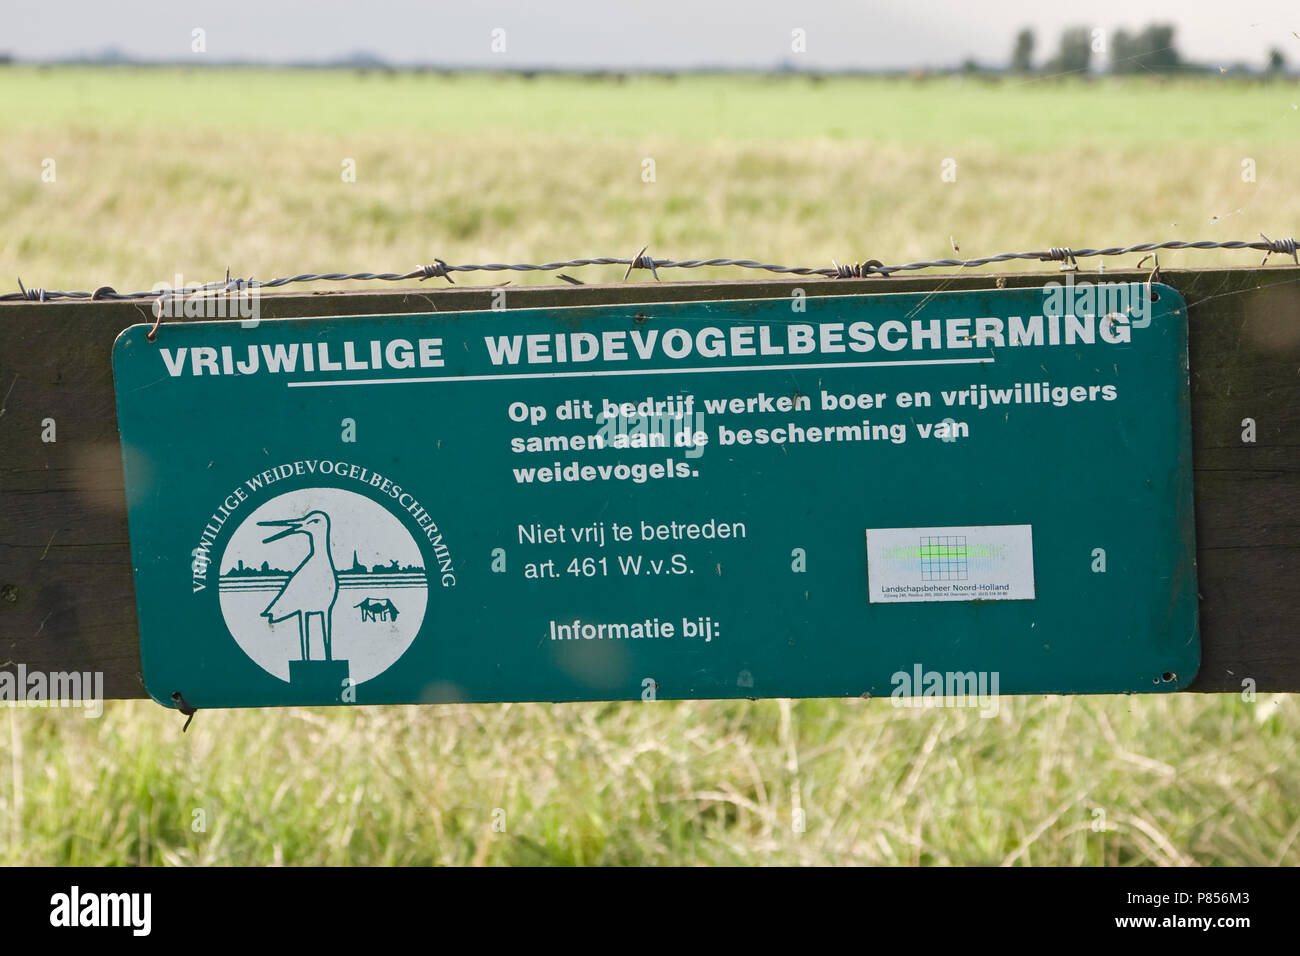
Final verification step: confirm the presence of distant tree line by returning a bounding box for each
[1009,24,1288,77]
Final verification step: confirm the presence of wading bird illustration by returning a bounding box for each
[258,511,338,661]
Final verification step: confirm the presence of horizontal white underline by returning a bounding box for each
[284,356,994,388]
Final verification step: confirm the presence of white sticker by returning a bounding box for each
[866,524,1035,603]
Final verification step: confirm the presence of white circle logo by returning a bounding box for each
[218,487,427,686]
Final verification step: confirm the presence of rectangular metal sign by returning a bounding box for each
[113,284,1199,709]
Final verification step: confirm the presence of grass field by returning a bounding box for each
[3,67,1299,295]
[1,67,1298,866]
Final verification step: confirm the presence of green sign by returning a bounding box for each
[113,283,1199,710]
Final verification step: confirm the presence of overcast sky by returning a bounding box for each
[6,0,1298,70]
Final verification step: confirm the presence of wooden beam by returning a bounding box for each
[1,267,1296,697]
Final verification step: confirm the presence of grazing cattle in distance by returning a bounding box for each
[355,597,400,622]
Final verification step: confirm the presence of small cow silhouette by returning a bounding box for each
[354,597,400,622]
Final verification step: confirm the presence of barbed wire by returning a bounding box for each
[2,235,1296,303]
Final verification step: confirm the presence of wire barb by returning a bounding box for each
[3,237,1297,302]
[416,258,455,283]
[1260,233,1299,266]
[622,245,659,281]
[830,258,888,279]
[15,278,45,302]
[223,267,255,293]
[1042,247,1079,271]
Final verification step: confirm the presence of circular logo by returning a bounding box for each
[217,487,427,686]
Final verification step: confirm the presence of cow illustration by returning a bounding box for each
[354,597,400,622]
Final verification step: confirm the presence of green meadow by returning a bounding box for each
[1,67,1297,865]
